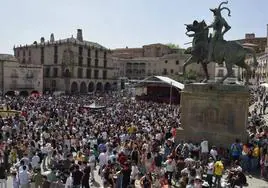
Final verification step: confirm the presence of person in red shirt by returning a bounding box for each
[160,173,169,188]
[118,151,127,165]
[172,126,177,138]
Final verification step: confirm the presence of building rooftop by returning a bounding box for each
[0,54,17,61]
[15,36,107,50]
[234,37,267,42]
[114,43,173,51]
[113,47,143,50]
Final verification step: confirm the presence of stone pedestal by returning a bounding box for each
[178,83,249,147]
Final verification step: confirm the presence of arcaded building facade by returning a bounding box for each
[112,44,215,80]
[14,29,117,93]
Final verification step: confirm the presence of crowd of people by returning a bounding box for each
[0,88,265,188]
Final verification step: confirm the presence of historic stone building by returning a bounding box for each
[234,33,267,53]
[214,63,240,83]
[245,52,267,83]
[14,29,117,93]
[243,25,268,84]
[111,44,215,81]
[0,54,43,95]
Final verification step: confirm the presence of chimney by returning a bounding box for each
[76,29,83,42]
[245,33,255,39]
[50,33,55,42]
[40,37,45,43]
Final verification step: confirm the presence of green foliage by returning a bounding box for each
[187,69,198,80]
[173,70,198,82]
[166,43,180,49]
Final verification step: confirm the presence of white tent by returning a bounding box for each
[154,76,184,90]
[84,102,106,109]
[134,76,184,90]
[260,83,268,88]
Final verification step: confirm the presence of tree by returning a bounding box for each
[166,43,180,49]
[187,69,198,80]
[173,69,198,83]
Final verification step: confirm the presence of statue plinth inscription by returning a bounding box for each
[178,83,249,146]
[191,104,234,131]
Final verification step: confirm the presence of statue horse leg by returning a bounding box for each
[237,60,252,85]
[217,61,233,83]
[182,56,193,76]
[201,61,210,83]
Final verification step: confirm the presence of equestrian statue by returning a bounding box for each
[183,1,258,84]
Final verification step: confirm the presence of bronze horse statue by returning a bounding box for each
[183,20,210,82]
[183,20,258,84]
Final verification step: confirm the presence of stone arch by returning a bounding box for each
[19,91,29,96]
[88,82,95,92]
[5,91,15,96]
[70,82,78,93]
[104,82,111,91]
[80,82,87,94]
[96,82,103,91]
[112,82,118,90]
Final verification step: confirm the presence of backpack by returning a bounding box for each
[231,144,241,154]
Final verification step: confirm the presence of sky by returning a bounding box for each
[0,0,267,54]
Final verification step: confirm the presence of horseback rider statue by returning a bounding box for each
[183,1,259,84]
[207,1,231,62]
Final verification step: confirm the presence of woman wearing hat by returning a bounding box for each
[194,176,203,188]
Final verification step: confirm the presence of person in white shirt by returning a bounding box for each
[181,165,194,182]
[233,161,243,172]
[88,150,96,181]
[130,163,139,186]
[184,156,195,167]
[98,149,108,176]
[19,166,30,188]
[65,173,73,188]
[102,131,107,141]
[11,171,19,188]
[18,161,28,173]
[210,146,218,161]
[31,153,40,169]
[206,157,214,187]
[200,140,209,162]
[164,157,176,185]
[194,161,203,178]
